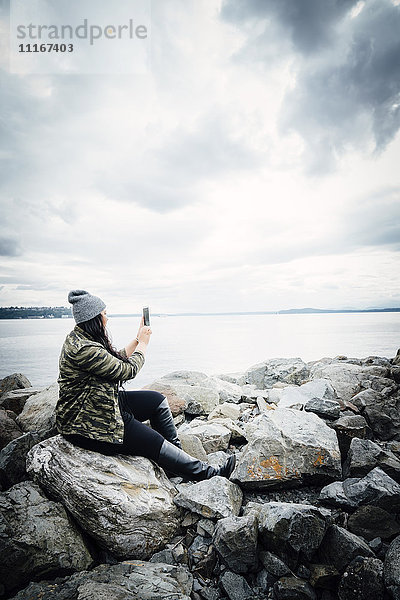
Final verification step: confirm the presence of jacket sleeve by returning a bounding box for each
[75,343,145,382]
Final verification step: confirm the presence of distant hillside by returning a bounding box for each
[0,307,72,319]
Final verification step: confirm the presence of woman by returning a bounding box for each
[56,289,236,481]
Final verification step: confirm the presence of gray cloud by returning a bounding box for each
[221,0,400,171]
[0,236,22,256]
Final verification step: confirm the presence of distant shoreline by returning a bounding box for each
[1,307,400,319]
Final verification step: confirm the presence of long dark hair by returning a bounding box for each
[78,314,130,363]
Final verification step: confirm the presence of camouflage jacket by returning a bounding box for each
[56,325,145,443]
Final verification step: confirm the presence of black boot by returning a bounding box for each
[157,440,236,482]
[150,397,182,448]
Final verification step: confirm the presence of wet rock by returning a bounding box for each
[8,561,193,600]
[232,409,341,489]
[0,373,31,398]
[174,476,243,519]
[319,467,400,512]
[384,534,400,599]
[347,504,400,541]
[180,420,231,453]
[337,556,384,600]
[213,513,258,573]
[343,437,400,482]
[0,481,93,596]
[219,570,255,600]
[244,357,310,389]
[273,575,317,599]
[17,382,58,439]
[256,502,327,568]
[317,524,374,572]
[0,431,40,490]
[0,408,23,450]
[26,435,180,559]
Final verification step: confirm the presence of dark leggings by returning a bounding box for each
[64,390,165,461]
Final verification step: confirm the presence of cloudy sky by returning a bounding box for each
[1,0,400,313]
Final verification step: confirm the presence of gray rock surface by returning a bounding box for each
[347,504,400,541]
[0,481,93,595]
[174,476,243,519]
[338,556,384,600]
[0,408,23,450]
[244,358,310,389]
[273,575,317,599]
[343,437,400,481]
[384,534,400,599]
[257,502,327,565]
[213,513,258,573]
[16,382,58,438]
[232,410,341,489]
[351,387,400,441]
[0,373,31,398]
[319,467,400,512]
[304,398,341,420]
[0,387,41,414]
[180,420,232,453]
[0,431,40,490]
[317,524,375,572]
[219,570,255,600]
[26,435,180,559]
[8,560,193,600]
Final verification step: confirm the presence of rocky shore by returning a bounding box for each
[1,351,400,600]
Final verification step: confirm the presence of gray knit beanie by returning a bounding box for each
[68,289,106,324]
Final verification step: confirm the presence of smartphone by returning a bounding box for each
[143,306,150,326]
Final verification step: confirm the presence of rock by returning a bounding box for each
[304,398,341,420]
[332,414,370,460]
[207,450,232,470]
[384,534,400,599]
[319,467,400,512]
[244,358,310,389]
[213,513,258,573]
[204,417,246,442]
[0,431,40,490]
[232,410,341,489]
[347,505,400,541]
[351,388,400,441]
[8,561,193,600]
[216,372,246,385]
[0,481,93,596]
[179,385,220,416]
[208,402,241,421]
[240,385,270,404]
[273,575,317,599]
[337,556,384,600]
[208,377,243,404]
[26,435,180,559]
[158,371,232,414]
[180,420,231,453]
[197,518,215,537]
[187,535,216,578]
[0,387,42,414]
[256,502,327,568]
[259,550,291,577]
[343,437,400,482]
[219,571,255,600]
[0,408,23,450]
[0,373,31,398]
[179,431,208,461]
[143,380,187,416]
[309,564,340,589]
[317,524,375,572]
[174,476,243,519]
[16,382,58,438]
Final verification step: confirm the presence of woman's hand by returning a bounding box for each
[138,325,152,346]
[136,316,144,339]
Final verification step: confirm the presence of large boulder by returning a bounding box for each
[343,437,400,482]
[8,561,193,600]
[26,435,180,559]
[0,431,40,490]
[231,409,341,489]
[0,387,42,414]
[244,358,310,389]
[17,382,58,438]
[0,481,93,596]
[316,524,375,572]
[179,420,232,453]
[337,556,384,600]
[384,534,400,600]
[174,476,243,519]
[347,505,400,541]
[350,387,400,441]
